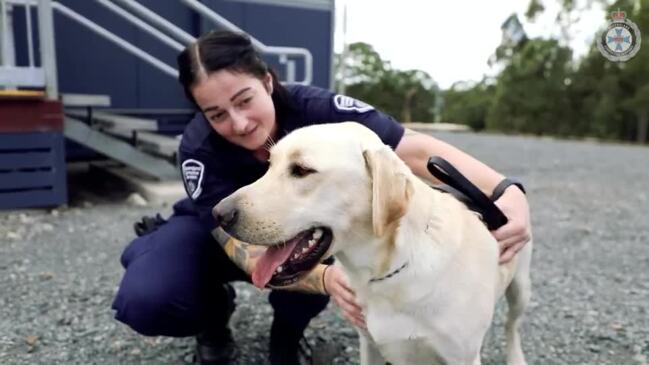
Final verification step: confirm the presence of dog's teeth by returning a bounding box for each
[302,247,308,253]
[276,266,283,273]
[313,229,323,240]
[308,240,315,247]
[294,254,299,259]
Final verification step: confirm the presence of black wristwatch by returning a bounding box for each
[491,178,526,201]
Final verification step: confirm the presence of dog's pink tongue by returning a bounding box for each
[252,241,299,288]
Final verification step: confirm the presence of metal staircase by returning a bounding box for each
[1,0,317,208]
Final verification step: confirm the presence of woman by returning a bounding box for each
[112,30,530,365]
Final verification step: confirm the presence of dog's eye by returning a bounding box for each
[290,163,316,178]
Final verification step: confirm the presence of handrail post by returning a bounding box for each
[0,0,6,67]
[37,0,58,100]
[1,0,17,69]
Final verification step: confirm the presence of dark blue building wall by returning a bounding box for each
[20,0,333,109]
[201,1,332,89]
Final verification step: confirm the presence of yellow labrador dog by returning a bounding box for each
[214,122,532,365]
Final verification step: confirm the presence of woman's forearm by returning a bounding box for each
[396,129,505,194]
[212,228,328,295]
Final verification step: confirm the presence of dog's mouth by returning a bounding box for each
[252,227,333,288]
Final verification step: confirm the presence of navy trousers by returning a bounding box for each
[111,199,329,337]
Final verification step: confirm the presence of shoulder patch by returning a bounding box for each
[181,159,205,200]
[333,94,374,113]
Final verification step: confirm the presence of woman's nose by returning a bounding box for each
[230,111,249,134]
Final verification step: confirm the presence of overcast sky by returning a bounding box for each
[333,0,608,89]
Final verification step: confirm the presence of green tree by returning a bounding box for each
[441,79,496,131]
[618,0,649,142]
[335,42,439,123]
[567,0,648,141]
[486,38,574,135]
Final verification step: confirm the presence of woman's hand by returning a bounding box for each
[493,185,532,264]
[323,265,366,329]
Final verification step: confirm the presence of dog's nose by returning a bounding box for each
[213,200,239,230]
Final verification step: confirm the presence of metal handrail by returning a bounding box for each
[37,0,57,99]
[95,0,184,52]
[110,0,195,45]
[179,0,313,85]
[51,2,177,78]
[24,0,34,66]
[2,0,313,99]
[0,0,9,67]
[110,0,313,84]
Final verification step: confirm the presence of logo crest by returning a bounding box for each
[598,10,641,62]
[181,159,205,200]
[333,95,374,113]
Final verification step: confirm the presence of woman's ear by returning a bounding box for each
[264,72,274,94]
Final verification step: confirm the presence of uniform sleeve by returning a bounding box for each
[305,94,405,150]
[178,147,238,230]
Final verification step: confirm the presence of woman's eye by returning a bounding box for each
[290,164,316,178]
[238,97,253,107]
[211,112,226,122]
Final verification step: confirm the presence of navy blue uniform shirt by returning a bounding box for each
[179,84,405,230]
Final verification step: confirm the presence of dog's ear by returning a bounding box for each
[363,147,414,237]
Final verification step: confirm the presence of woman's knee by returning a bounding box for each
[112,273,205,337]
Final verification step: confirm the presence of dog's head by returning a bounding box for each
[214,122,413,287]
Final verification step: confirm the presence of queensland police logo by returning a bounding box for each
[181,159,205,200]
[333,94,374,113]
[598,10,641,62]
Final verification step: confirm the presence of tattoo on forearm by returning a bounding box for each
[280,265,328,295]
[212,228,328,295]
[233,242,248,269]
[223,238,264,273]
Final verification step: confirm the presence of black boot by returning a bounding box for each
[195,328,237,364]
[268,318,312,365]
[194,284,237,364]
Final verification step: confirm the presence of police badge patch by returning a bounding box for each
[333,95,374,113]
[598,10,641,62]
[181,159,205,200]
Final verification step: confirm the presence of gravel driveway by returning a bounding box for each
[1,131,648,365]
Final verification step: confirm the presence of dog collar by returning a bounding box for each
[369,261,409,283]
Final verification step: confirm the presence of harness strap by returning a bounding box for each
[427,156,508,231]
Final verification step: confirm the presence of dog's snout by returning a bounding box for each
[213,199,239,230]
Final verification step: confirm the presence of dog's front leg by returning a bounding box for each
[359,332,386,365]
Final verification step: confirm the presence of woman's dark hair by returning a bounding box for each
[177,30,291,110]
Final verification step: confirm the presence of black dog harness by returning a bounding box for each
[427,156,525,231]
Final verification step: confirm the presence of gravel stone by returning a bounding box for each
[1,132,648,364]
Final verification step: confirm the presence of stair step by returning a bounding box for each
[101,128,180,160]
[62,93,111,107]
[65,110,158,131]
[135,131,180,159]
[63,116,178,181]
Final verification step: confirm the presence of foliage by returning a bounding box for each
[440,80,495,131]
[487,38,574,135]
[335,42,438,123]
[566,0,649,142]
[334,0,649,143]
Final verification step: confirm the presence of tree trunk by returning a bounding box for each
[402,88,417,124]
[637,109,648,144]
